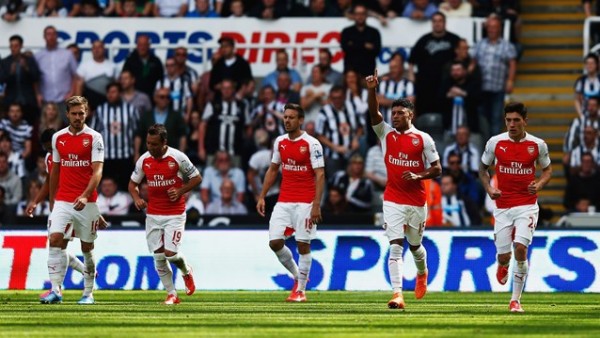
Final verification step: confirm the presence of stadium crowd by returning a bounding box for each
[3,0,591,228]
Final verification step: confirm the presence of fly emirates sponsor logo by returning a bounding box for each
[388,152,420,167]
[61,154,90,167]
[147,174,176,187]
[283,159,308,172]
[498,162,534,175]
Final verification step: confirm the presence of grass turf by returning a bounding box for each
[0,291,599,337]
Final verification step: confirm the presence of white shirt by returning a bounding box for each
[77,59,117,82]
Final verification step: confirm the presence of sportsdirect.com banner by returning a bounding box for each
[0,229,598,292]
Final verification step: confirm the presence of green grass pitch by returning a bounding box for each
[1,291,599,337]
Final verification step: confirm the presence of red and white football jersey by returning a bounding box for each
[373,122,440,206]
[481,132,551,209]
[272,132,325,203]
[52,126,104,203]
[45,152,53,174]
[131,147,200,215]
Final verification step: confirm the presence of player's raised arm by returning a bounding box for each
[366,69,384,126]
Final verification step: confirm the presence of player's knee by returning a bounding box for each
[408,243,421,251]
[513,242,528,260]
[296,241,311,255]
[269,240,284,252]
[80,241,94,252]
[164,250,177,258]
[48,233,64,248]
[166,253,181,262]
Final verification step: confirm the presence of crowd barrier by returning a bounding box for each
[1,227,598,292]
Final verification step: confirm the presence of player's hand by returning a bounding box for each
[402,171,421,181]
[134,198,147,210]
[310,204,322,226]
[25,202,37,218]
[256,198,266,217]
[73,196,88,211]
[365,69,379,89]
[527,180,540,195]
[487,186,502,200]
[167,187,181,202]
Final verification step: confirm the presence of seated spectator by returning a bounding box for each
[443,152,483,207]
[438,0,471,17]
[0,134,26,179]
[0,103,32,164]
[564,152,600,212]
[225,0,245,17]
[116,0,153,16]
[248,0,287,19]
[275,70,301,105]
[38,103,64,138]
[35,0,68,16]
[442,125,480,176]
[97,177,132,215]
[16,179,50,216]
[27,155,48,190]
[300,65,332,124]
[200,150,246,206]
[206,178,248,214]
[442,38,481,86]
[322,186,349,215]
[438,62,481,134]
[247,129,280,208]
[251,85,284,141]
[328,153,373,213]
[155,57,193,121]
[262,50,303,92]
[186,0,218,17]
[154,0,187,16]
[306,48,343,87]
[0,152,22,207]
[367,0,403,26]
[564,96,600,170]
[440,173,481,227]
[79,0,101,16]
[1,0,36,22]
[574,54,600,118]
[402,0,437,20]
[569,126,600,177]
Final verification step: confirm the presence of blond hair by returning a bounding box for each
[65,96,89,113]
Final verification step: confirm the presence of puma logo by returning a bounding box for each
[144,163,151,168]
[281,144,286,150]
[59,140,66,147]
[499,146,507,152]
[514,274,524,282]
[392,134,397,142]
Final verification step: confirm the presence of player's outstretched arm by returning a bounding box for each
[366,69,384,126]
[479,162,501,200]
[257,163,280,217]
[128,179,148,210]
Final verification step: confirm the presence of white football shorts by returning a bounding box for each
[48,201,101,243]
[382,201,427,246]
[146,213,186,253]
[494,203,539,254]
[269,202,317,243]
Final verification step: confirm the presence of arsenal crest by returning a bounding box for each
[412,138,420,146]
[83,138,90,147]
[299,146,307,154]
[527,146,535,155]
[168,161,176,170]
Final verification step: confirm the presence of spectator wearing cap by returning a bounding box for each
[209,36,253,97]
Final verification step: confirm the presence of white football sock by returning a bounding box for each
[411,245,428,275]
[67,252,85,274]
[275,246,299,279]
[154,253,176,295]
[48,247,67,294]
[511,260,528,301]
[82,251,96,297]
[166,253,190,275]
[389,244,404,293]
[297,253,312,292]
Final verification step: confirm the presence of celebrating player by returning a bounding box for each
[365,69,442,309]
[44,96,105,305]
[129,124,202,305]
[256,103,325,302]
[479,102,552,313]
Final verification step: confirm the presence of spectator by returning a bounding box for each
[438,61,481,134]
[0,186,16,226]
[0,35,40,125]
[115,0,153,16]
[79,0,101,16]
[408,12,460,115]
[186,0,219,16]
[340,3,381,78]
[0,134,26,179]
[135,87,187,161]
[364,139,386,199]
[154,0,187,16]
[198,79,251,163]
[67,43,81,64]
[26,155,48,189]
[247,128,279,208]
[122,35,164,99]
[38,103,63,137]
[224,0,245,17]
[196,48,222,112]
[209,36,253,97]
[0,103,32,162]
[440,173,481,226]
[95,82,139,191]
[367,0,403,26]
[186,110,202,165]
[39,0,81,16]
[251,85,284,141]
[564,152,600,212]
[206,178,248,214]
[97,0,117,16]
[569,125,600,176]
[97,177,132,215]
[185,191,205,224]
[583,0,600,45]
[0,152,22,206]
[378,52,414,124]
[35,0,68,16]
[173,47,199,93]
[155,57,193,121]
[322,186,349,215]
[438,0,471,17]
[120,70,152,115]
[442,125,480,175]
[187,0,221,14]
[475,0,521,45]
[0,0,36,21]
[35,26,78,111]
[316,85,364,177]
[442,38,481,86]
[328,153,373,213]
[248,0,287,19]
[402,0,437,20]
[294,0,338,17]
[262,49,303,92]
[574,53,600,118]
[342,69,368,138]
[300,65,332,124]
[471,14,517,138]
[119,0,141,16]
[564,96,600,172]
[443,152,483,206]
[76,40,117,110]
[332,0,353,18]
[306,48,343,86]
[16,179,50,216]
[200,150,246,206]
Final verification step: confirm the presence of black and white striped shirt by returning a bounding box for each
[316,104,363,160]
[377,78,414,123]
[570,142,600,168]
[0,119,32,154]
[203,99,250,156]
[345,88,368,126]
[442,142,480,174]
[564,115,600,152]
[155,75,192,115]
[251,100,285,140]
[95,101,139,159]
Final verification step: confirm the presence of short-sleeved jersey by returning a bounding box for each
[131,147,200,216]
[52,126,104,203]
[272,132,325,203]
[373,122,440,206]
[481,132,551,209]
[45,153,53,175]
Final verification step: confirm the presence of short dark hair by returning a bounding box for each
[504,101,527,119]
[432,11,446,22]
[40,128,56,144]
[585,53,599,66]
[148,124,168,143]
[284,103,305,119]
[218,36,235,47]
[391,98,415,112]
[106,81,122,93]
[9,35,23,45]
